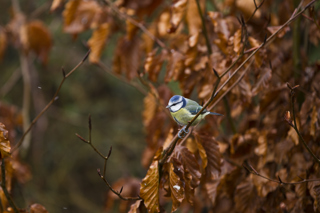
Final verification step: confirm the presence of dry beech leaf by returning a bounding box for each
[233,29,242,54]
[142,89,158,127]
[251,171,278,197]
[63,0,100,34]
[195,138,207,170]
[20,20,52,64]
[252,67,272,95]
[254,131,267,157]
[308,175,320,212]
[287,127,299,145]
[0,28,7,61]
[165,50,184,83]
[126,9,139,41]
[174,145,201,188]
[234,178,259,213]
[310,106,318,138]
[50,0,64,12]
[30,203,48,213]
[0,123,11,159]
[163,128,174,150]
[169,0,188,33]
[140,159,160,213]
[194,133,221,179]
[144,48,165,82]
[87,22,111,64]
[113,36,140,80]
[168,162,185,212]
[186,0,204,47]
[128,200,145,213]
[142,22,157,53]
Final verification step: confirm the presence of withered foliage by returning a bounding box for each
[1,0,320,212]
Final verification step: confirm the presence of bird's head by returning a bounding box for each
[166,95,186,112]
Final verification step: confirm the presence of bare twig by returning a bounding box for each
[243,163,320,185]
[286,83,320,165]
[12,50,91,152]
[1,159,19,213]
[246,0,265,23]
[195,0,212,55]
[76,116,141,201]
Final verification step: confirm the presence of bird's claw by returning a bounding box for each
[178,126,189,139]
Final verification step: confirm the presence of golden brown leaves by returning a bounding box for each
[144,49,165,82]
[20,20,52,64]
[87,23,111,64]
[50,0,64,12]
[234,178,259,213]
[0,123,11,159]
[169,0,188,33]
[140,160,160,213]
[168,162,185,212]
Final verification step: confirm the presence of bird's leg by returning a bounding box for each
[178,126,189,139]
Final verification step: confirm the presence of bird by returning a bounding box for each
[166,95,223,138]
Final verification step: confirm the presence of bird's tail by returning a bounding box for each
[209,112,223,116]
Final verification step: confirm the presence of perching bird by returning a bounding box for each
[166,95,223,138]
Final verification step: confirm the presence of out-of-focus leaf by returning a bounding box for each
[113,36,140,80]
[308,175,320,212]
[195,137,207,170]
[163,128,174,150]
[140,160,160,213]
[235,0,261,19]
[128,200,146,213]
[144,48,165,82]
[12,160,32,184]
[126,9,139,41]
[169,0,188,33]
[254,131,267,157]
[30,203,48,213]
[251,171,278,197]
[0,123,11,159]
[233,29,242,54]
[63,0,100,34]
[310,106,318,138]
[248,36,264,67]
[168,162,185,212]
[287,127,299,145]
[234,178,259,213]
[174,145,201,188]
[0,28,7,61]
[142,22,157,53]
[20,20,52,64]
[165,50,184,83]
[142,89,158,127]
[87,22,111,64]
[186,0,204,47]
[194,133,221,179]
[252,67,272,95]
[50,0,64,12]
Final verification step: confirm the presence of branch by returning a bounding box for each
[76,116,141,201]
[243,163,320,185]
[1,159,19,213]
[286,83,320,166]
[159,0,316,168]
[195,0,212,55]
[12,50,90,152]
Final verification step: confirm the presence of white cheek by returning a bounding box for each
[171,102,183,112]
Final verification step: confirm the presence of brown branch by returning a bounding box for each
[12,50,90,152]
[286,83,320,165]
[243,163,320,185]
[159,0,316,168]
[76,116,141,201]
[1,159,19,213]
[195,0,212,55]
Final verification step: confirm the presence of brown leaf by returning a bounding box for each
[168,162,185,212]
[235,0,261,20]
[63,0,100,34]
[50,0,64,12]
[252,67,272,95]
[0,28,7,61]
[87,22,111,64]
[287,127,299,146]
[30,203,48,213]
[169,0,188,33]
[142,89,158,127]
[254,131,267,157]
[144,48,165,82]
[165,50,184,83]
[186,0,203,47]
[20,20,52,64]
[195,133,221,179]
[233,29,242,54]
[140,160,160,213]
[308,175,320,212]
[0,123,11,159]
[234,178,259,213]
[195,138,207,170]
[174,145,201,188]
[128,200,146,213]
[310,106,318,138]
[113,36,140,80]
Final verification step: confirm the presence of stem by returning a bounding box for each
[195,0,212,54]
[1,159,19,213]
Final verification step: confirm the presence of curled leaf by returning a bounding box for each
[169,162,185,212]
[169,0,188,33]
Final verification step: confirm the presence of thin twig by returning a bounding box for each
[243,163,320,185]
[1,159,19,213]
[12,50,91,152]
[76,116,141,201]
[286,83,320,165]
[246,0,265,23]
[195,0,212,55]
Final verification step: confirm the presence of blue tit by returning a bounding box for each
[166,95,223,138]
